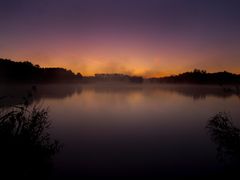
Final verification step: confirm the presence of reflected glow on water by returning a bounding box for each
[0,84,240,177]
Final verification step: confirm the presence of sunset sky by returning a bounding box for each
[1,0,240,77]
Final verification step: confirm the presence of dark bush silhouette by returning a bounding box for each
[206,112,240,175]
[0,104,61,179]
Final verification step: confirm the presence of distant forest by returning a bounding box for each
[0,58,82,83]
[1,58,240,84]
[149,69,240,85]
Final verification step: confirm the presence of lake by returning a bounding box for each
[1,83,240,178]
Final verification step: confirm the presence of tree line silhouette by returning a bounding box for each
[0,58,83,83]
[1,58,240,84]
[0,58,144,83]
[149,69,240,85]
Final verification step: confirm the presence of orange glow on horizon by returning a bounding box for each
[3,54,239,78]
[3,45,240,78]
[1,0,240,79]
[38,60,240,78]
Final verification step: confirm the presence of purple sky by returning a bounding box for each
[1,0,240,76]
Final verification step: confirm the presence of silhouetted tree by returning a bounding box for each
[0,58,82,83]
[148,69,240,84]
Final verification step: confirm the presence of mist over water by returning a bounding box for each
[1,83,240,178]
[2,0,240,178]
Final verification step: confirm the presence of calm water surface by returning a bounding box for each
[1,84,240,178]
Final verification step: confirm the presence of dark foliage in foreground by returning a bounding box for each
[0,104,61,179]
[207,112,240,173]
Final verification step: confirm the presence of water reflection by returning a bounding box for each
[0,84,83,107]
[0,83,240,178]
[0,104,61,179]
[0,84,239,107]
[80,84,239,100]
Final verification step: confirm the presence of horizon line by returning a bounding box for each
[1,58,240,78]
